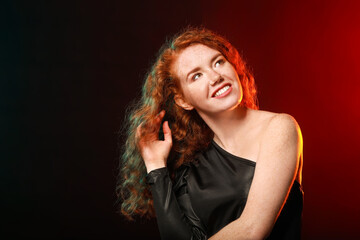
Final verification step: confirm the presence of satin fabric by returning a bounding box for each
[146,140,303,240]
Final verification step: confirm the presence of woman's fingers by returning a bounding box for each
[136,110,167,144]
[153,110,166,132]
[163,121,172,144]
[155,110,165,124]
[135,123,141,138]
[135,122,143,145]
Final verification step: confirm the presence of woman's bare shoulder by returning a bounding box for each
[267,112,300,132]
[257,110,301,151]
[251,109,299,128]
[250,109,301,143]
[247,109,275,129]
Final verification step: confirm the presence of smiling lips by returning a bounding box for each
[212,84,232,98]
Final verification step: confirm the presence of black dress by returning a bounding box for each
[146,140,304,240]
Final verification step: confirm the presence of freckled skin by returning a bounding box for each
[172,44,243,116]
[138,43,303,240]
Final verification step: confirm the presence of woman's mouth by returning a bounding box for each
[212,85,232,99]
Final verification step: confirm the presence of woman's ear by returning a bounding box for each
[174,94,194,110]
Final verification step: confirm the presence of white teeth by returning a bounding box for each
[214,85,230,97]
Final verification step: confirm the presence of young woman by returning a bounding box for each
[117,27,303,240]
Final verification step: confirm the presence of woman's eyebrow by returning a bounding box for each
[186,53,223,80]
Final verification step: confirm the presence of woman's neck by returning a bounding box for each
[198,105,253,150]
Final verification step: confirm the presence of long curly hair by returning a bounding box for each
[116,26,258,220]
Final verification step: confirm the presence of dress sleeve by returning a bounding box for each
[146,165,207,240]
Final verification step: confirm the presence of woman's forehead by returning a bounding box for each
[172,44,220,78]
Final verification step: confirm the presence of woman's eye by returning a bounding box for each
[215,59,224,67]
[193,73,201,80]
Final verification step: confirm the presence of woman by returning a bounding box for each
[117,27,303,240]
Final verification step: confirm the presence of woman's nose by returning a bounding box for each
[209,71,223,86]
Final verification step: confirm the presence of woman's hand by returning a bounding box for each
[136,110,173,173]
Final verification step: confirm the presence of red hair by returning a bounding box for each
[116,26,258,220]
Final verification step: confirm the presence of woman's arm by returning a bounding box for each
[147,167,207,240]
[209,113,303,240]
[137,110,207,239]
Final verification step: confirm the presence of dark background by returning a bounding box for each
[2,0,360,239]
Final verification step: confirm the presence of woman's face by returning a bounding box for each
[172,44,243,116]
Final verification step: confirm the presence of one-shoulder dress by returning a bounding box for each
[146,140,303,240]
